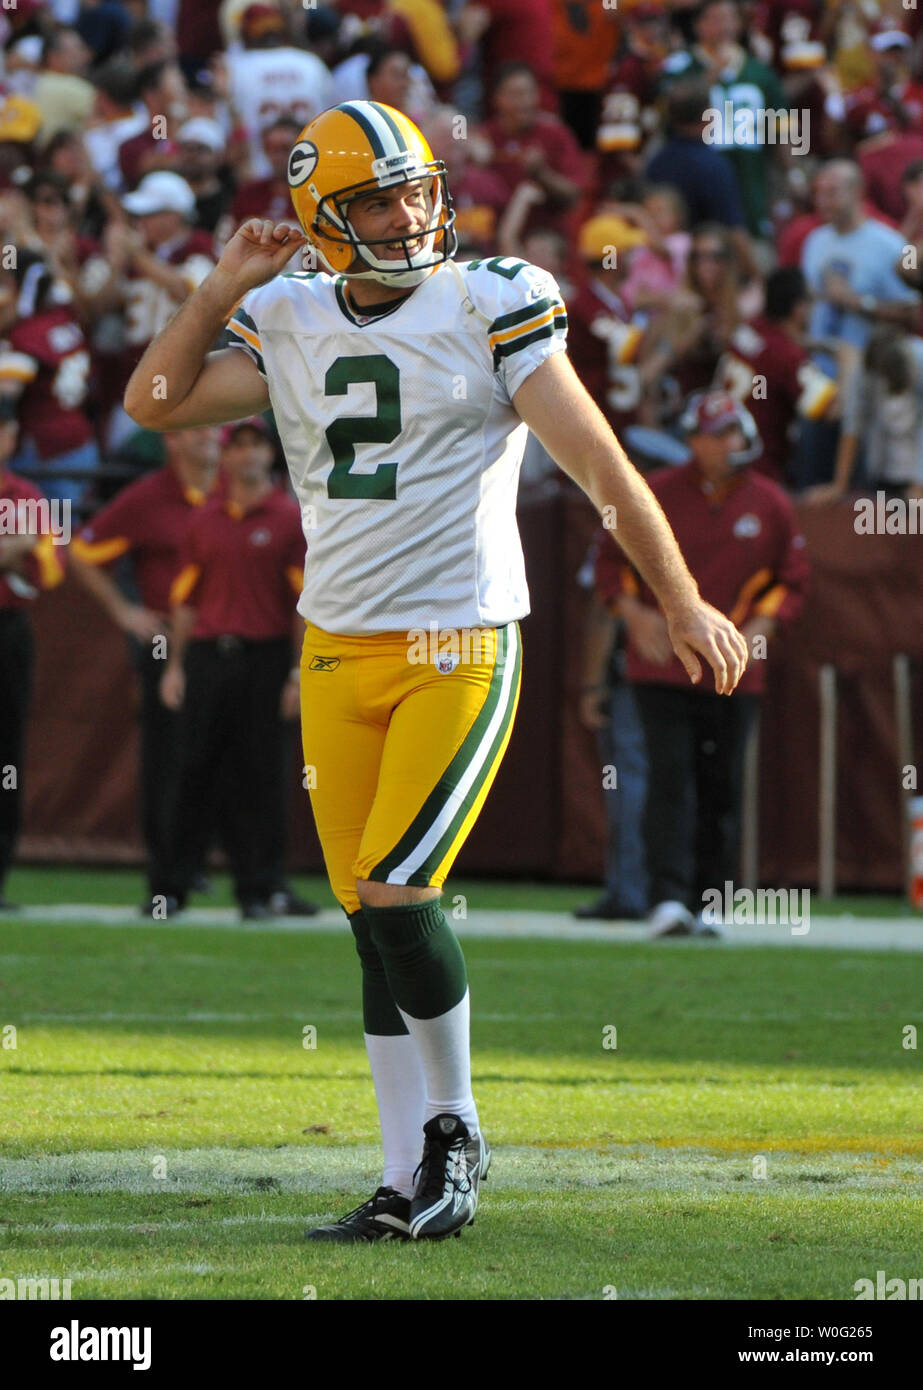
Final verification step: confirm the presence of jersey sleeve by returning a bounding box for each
[71,484,144,565]
[226,288,268,380]
[466,257,569,401]
[168,514,204,608]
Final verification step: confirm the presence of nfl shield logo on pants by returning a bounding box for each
[435,652,459,674]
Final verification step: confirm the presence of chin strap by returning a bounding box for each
[447,259,493,327]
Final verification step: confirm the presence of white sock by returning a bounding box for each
[397,990,479,1134]
[363,1032,427,1198]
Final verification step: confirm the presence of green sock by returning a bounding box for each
[361,899,468,1020]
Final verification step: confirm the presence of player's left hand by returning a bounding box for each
[665,598,748,695]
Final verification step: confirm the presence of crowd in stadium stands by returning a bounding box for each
[1,0,922,922]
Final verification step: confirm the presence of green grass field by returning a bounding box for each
[0,869,921,1300]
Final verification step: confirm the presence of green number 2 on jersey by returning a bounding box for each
[324,354,401,500]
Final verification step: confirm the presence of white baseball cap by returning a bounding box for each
[122,171,197,217]
[177,117,227,152]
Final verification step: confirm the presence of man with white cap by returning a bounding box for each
[102,171,215,447]
[842,22,923,141]
[176,117,233,233]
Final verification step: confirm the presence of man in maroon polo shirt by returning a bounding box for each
[70,426,225,912]
[0,400,66,910]
[478,62,585,240]
[716,267,837,489]
[599,390,810,937]
[160,417,308,919]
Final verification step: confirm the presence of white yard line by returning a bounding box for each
[7,905,923,950]
[1,1145,919,1199]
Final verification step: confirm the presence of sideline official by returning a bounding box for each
[160,417,311,919]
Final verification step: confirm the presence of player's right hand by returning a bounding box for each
[214,219,309,294]
[160,666,185,710]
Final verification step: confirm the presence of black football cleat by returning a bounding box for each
[304,1186,411,1243]
[409,1113,490,1241]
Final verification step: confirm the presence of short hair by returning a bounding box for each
[645,183,689,229]
[664,79,712,129]
[695,0,738,22]
[92,59,139,107]
[490,61,538,96]
[40,26,78,67]
[135,61,169,97]
[127,19,164,55]
[263,114,303,139]
[25,170,70,204]
[765,267,808,320]
[366,44,410,83]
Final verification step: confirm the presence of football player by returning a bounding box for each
[124,100,748,1243]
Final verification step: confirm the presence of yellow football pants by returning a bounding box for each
[300,620,522,915]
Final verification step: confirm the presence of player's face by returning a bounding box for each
[346,181,431,260]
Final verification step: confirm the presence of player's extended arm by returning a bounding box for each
[123,219,307,432]
[513,352,749,694]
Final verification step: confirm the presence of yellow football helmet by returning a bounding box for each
[287,101,456,287]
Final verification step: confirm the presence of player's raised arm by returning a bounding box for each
[123,219,307,431]
[513,351,749,695]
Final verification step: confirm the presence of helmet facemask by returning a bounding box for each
[310,163,457,288]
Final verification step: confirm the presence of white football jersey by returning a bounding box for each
[227,257,568,634]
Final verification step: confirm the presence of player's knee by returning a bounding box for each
[356,877,440,909]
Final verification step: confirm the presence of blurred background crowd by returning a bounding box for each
[1,0,921,921]
[1,0,923,506]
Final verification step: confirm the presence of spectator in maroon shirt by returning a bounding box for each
[841,27,923,144]
[117,60,190,192]
[617,390,810,936]
[717,267,838,488]
[69,425,225,913]
[478,61,586,239]
[0,400,66,910]
[0,251,99,509]
[216,114,302,251]
[424,106,509,257]
[160,418,314,920]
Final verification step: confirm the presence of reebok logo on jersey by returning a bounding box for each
[308,655,340,671]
